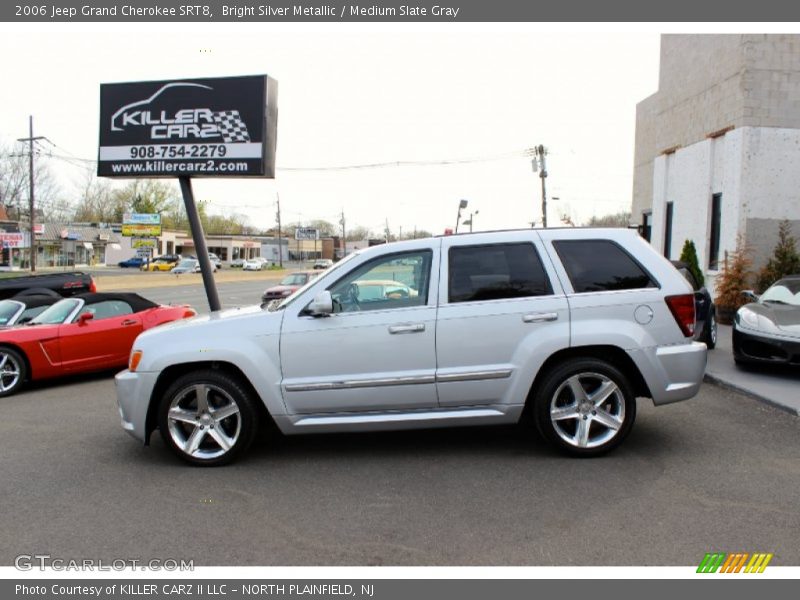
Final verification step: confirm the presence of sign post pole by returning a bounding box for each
[179,177,221,312]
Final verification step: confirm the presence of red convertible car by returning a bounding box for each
[0,292,196,397]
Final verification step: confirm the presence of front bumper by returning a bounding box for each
[628,341,707,405]
[733,325,800,365]
[115,369,160,444]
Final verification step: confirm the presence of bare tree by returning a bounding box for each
[0,142,61,220]
[585,211,632,228]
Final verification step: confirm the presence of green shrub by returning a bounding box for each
[679,239,704,287]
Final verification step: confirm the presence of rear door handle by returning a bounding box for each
[522,312,558,323]
[388,323,425,334]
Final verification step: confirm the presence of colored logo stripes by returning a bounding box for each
[697,552,773,573]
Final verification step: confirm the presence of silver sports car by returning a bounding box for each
[733,275,800,366]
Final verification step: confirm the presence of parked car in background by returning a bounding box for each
[117,228,706,466]
[0,272,96,300]
[142,257,179,272]
[0,292,196,397]
[243,257,270,271]
[118,257,145,269]
[733,275,800,366]
[209,253,223,269]
[671,261,717,349]
[261,270,319,304]
[171,258,212,274]
[230,258,245,268]
[313,259,334,270]
[0,294,60,327]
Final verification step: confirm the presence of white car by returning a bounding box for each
[117,228,706,466]
[242,257,269,271]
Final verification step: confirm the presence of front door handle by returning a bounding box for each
[522,312,558,323]
[388,323,425,334]
[121,319,138,326]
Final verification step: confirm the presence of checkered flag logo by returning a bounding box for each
[213,110,251,143]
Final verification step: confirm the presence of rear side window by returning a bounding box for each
[553,240,657,293]
[449,243,552,303]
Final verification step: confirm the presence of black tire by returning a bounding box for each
[532,358,636,457]
[0,346,27,397]
[15,287,61,298]
[157,369,259,466]
[703,311,717,350]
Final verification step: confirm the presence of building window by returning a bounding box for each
[709,193,722,270]
[663,202,674,259]
[642,211,652,242]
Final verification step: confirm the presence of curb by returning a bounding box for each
[703,372,800,416]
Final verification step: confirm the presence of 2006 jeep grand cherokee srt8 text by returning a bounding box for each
[116,228,707,465]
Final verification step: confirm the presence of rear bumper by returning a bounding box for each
[628,341,707,405]
[733,325,800,365]
[115,369,159,444]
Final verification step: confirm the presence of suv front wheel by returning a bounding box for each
[533,358,636,457]
[157,370,259,466]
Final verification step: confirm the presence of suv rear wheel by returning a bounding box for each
[533,358,636,457]
[157,370,259,466]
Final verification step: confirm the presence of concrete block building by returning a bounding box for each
[632,34,800,294]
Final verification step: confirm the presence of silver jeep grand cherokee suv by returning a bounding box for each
[116,228,706,465]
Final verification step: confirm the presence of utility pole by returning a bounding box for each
[384,218,390,243]
[275,193,283,268]
[17,116,45,272]
[535,145,548,229]
[339,209,346,259]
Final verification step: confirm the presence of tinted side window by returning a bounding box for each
[449,243,552,303]
[553,240,657,293]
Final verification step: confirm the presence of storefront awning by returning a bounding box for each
[83,242,93,250]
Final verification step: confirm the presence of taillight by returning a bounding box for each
[89,276,97,293]
[665,294,695,337]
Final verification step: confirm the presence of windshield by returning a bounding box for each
[274,253,360,310]
[31,298,81,325]
[0,300,23,325]
[761,279,800,306]
[280,273,309,286]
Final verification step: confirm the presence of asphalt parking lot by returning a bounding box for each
[1,279,799,566]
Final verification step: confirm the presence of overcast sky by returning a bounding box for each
[0,25,660,235]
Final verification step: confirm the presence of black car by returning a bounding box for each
[672,261,717,349]
[733,275,800,366]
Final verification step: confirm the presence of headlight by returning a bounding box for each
[737,308,778,332]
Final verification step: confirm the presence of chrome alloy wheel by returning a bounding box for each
[549,372,626,449]
[166,383,242,460]
[0,351,22,393]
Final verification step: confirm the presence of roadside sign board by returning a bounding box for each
[0,233,25,248]
[132,238,157,249]
[295,227,320,241]
[122,224,162,237]
[98,75,278,178]
[123,213,161,225]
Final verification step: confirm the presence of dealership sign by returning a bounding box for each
[123,212,161,225]
[132,238,157,249]
[122,224,162,237]
[98,75,278,178]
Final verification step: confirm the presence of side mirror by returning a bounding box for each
[741,290,759,302]
[78,312,94,324]
[308,291,333,317]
